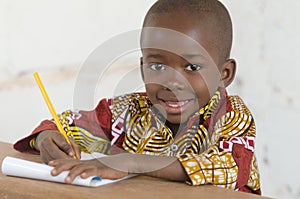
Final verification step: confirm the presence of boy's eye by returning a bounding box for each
[185,64,202,71]
[148,63,166,71]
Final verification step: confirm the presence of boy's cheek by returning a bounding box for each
[144,84,160,100]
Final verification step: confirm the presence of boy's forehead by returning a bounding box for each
[141,11,221,62]
[143,12,213,40]
[140,27,215,64]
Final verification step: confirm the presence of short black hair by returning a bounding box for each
[142,0,233,64]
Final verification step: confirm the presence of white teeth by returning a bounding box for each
[166,100,189,108]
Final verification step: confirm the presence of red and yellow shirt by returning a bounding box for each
[14,89,261,194]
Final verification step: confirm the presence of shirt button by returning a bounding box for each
[171,144,178,151]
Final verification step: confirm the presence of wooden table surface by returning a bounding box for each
[0,141,270,199]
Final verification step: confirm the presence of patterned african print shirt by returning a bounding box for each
[14,89,261,194]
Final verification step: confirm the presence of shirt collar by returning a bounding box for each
[192,88,225,122]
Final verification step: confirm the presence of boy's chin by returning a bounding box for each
[165,115,190,125]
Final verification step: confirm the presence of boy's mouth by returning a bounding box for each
[158,98,194,114]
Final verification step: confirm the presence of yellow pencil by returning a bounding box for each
[33,72,77,159]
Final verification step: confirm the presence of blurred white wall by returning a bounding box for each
[1,0,299,198]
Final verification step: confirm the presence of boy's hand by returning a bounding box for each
[49,158,128,184]
[49,153,188,183]
[34,130,81,163]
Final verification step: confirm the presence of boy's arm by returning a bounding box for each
[50,152,189,183]
[113,153,189,181]
[13,98,113,158]
[146,159,189,181]
[13,120,59,154]
[177,110,261,193]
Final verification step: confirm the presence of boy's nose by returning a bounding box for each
[164,80,184,91]
[163,69,186,91]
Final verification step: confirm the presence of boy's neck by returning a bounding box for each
[165,120,186,137]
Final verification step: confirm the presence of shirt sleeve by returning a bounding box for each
[13,98,113,154]
[178,110,261,193]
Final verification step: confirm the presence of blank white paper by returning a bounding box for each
[1,155,135,187]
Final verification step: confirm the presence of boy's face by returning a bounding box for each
[141,12,224,125]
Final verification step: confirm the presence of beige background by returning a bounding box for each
[1,1,299,198]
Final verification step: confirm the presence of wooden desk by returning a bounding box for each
[0,141,269,199]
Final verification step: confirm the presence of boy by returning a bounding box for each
[14,0,261,194]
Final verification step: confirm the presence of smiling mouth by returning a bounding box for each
[162,100,191,108]
[158,98,194,113]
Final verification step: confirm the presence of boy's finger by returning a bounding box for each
[48,160,57,166]
[40,142,70,164]
[53,135,74,156]
[50,159,79,176]
[66,165,94,183]
[40,149,54,164]
[70,138,81,159]
[45,142,71,158]
[80,168,97,179]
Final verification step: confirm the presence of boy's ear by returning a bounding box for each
[140,57,145,82]
[220,58,236,87]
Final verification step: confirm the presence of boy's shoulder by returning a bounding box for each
[227,95,252,116]
[212,94,256,138]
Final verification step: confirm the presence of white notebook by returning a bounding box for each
[1,153,135,187]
